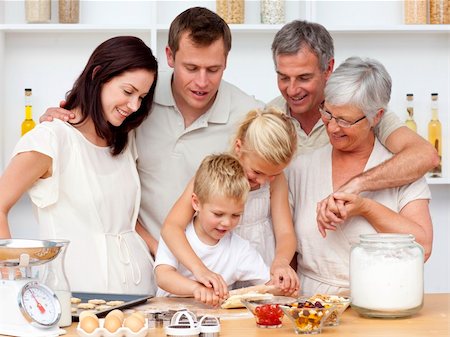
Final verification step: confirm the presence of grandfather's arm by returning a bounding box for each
[339,126,439,194]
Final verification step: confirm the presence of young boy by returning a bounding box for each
[154,154,270,306]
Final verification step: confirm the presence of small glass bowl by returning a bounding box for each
[281,299,335,334]
[307,294,351,326]
[241,296,296,329]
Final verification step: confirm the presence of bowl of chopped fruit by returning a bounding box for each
[307,294,351,326]
[281,298,335,334]
[241,296,296,328]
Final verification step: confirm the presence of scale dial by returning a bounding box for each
[18,281,61,327]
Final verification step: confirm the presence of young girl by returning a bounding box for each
[160,107,299,297]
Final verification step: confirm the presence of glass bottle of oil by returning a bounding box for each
[405,93,417,132]
[428,93,442,177]
[21,88,36,136]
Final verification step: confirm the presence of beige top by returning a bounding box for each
[136,71,264,240]
[286,139,431,295]
[267,95,404,155]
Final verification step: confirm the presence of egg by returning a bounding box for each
[131,311,146,324]
[104,314,122,333]
[79,310,98,322]
[106,309,124,323]
[124,314,144,332]
[79,315,99,333]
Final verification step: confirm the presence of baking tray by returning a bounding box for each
[71,292,152,321]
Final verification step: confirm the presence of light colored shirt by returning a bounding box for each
[14,120,155,294]
[267,95,404,155]
[286,139,431,296]
[136,71,264,239]
[155,222,270,297]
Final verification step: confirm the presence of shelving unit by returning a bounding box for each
[0,1,448,292]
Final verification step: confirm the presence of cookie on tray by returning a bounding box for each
[71,297,82,304]
[106,300,125,307]
[77,303,96,310]
[88,299,107,305]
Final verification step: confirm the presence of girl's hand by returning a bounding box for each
[269,260,299,296]
[192,265,229,300]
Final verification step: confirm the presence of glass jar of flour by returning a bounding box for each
[350,234,424,318]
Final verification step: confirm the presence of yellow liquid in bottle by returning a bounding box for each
[21,105,36,136]
[405,106,417,132]
[428,108,442,177]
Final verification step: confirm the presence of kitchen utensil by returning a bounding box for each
[0,239,64,337]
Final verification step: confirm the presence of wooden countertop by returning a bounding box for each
[6,293,449,337]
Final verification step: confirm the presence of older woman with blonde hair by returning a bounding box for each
[287,56,433,296]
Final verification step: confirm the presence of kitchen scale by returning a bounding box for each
[0,239,64,337]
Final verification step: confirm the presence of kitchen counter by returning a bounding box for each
[6,293,449,337]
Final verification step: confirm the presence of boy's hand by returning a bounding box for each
[192,265,228,299]
[192,283,222,307]
[39,100,75,123]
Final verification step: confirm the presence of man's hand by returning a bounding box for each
[192,265,228,300]
[39,100,75,123]
[192,283,222,307]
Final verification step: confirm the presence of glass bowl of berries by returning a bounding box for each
[241,296,296,328]
[281,298,335,334]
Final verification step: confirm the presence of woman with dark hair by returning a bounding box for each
[0,36,158,294]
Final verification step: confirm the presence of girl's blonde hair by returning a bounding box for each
[194,153,250,204]
[233,107,297,165]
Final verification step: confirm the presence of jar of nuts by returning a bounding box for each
[404,0,427,24]
[261,0,285,24]
[429,0,450,24]
[216,0,245,24]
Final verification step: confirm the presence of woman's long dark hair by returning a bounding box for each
[64,36,158,155]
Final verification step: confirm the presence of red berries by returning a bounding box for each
[254,304,284,327]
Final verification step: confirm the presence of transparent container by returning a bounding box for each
[25,0,51,23]
[216,0,245,24]
[350,234,424,318]
[404,0,427,24]
[429,0,450,24]
[260,0,285,24]
[42,239,72,327]
[59,0,80,23]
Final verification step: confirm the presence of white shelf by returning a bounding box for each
[0,24,153,33]
[2,24,449,34]
[427,177,450,185]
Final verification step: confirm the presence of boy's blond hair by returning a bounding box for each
[233,107,297,165]
[193,154,250,204]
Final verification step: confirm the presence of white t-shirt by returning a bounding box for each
[154,222,270,297]
[136,71,264,240]
[13,120,155,295]
[286,139,431,295]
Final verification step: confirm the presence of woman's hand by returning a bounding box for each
[316,192,366,237]
[39,101,75,123]
[192,283,222,307]
[192,265,229,300]
[269,259,299,296]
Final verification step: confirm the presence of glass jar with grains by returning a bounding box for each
[25,0,51,23]
[429,0,450,24]
[350,233,424,318]
[260,0,285,24]
[59,0,80,24]
[216,0,245,24]
[404,0,427,24]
